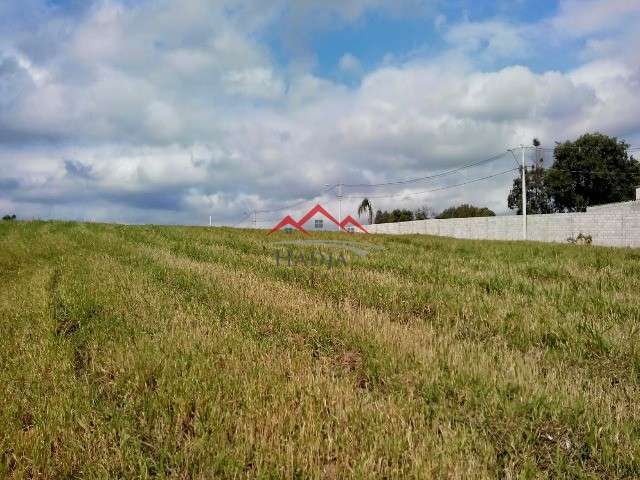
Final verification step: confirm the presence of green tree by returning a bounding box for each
[508,164,553,214]
[357,198,374,224]
[507,138,553,215]
[546,133,640,212]
[374,209,414,224]
[391,209,414,222]
[374,209,388,224]
[414,205,435,220]
[436,204,495,219]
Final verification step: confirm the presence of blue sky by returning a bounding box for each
[279,0,562,77]
[252,0,566,85]
[1,0,639,225]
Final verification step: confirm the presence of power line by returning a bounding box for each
[254,184,336,214]
[233,143,639,226]
[342,145,640,191]
[543,169,640,176]
[344,168,519,200]
[230,212,252,228]
[535,146,640,151]
[342,151,509,188]
[508,148,524,170]
[514,165,640,175]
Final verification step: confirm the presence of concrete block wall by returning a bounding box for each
[367,209,640,248]
[587,200,640,214]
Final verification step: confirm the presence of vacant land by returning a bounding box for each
[1,221,639,478]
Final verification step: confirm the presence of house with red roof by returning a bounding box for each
[268,215,307,235]
[297,204,342,232]
[340,215,369,234]
[268,204,368,234]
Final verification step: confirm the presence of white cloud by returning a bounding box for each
[444,20,529,60]
[339,53,362,75]
[70,2,125,62]
[1,0,640,225]
[222,68,285,99]
[552,0,640,37]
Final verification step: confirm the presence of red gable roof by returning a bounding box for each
[340,215,368,233]
[297,204,342,228]
[268,215,307,235]
[269,204,369,234]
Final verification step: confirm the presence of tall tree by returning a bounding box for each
[414,205,435,220]
[532,137,542,167]
[357,198,374,224]
[546,133,640,212]
[374,209,387,224]
[391,209,414,222]
[508,165,554,214]
[507,138,553,214]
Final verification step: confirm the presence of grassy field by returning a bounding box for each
[1,220,639,479]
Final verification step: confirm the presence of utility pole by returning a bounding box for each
[324,182,343,231]
[337,181,343,231]
[521,145,527,240]
[243,210,257,229]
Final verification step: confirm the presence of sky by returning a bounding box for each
[1,0,640,226]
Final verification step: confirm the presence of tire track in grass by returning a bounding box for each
[95,223,640,406]
[34,222,640,477]
[68,228,520,476]
[70,236,476,476]
[109,225,640,390]
[86,227,640,400]
[121,239,640,476]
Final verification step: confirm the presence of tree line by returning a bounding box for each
[370,204,495,224]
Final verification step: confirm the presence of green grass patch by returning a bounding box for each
[1,221,639,478]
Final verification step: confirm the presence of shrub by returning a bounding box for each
[567,233,593,245]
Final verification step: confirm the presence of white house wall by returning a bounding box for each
[299,213,341,232]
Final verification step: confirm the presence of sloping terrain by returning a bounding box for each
[1,221,639,478]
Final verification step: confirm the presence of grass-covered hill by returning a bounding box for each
[1,221,639,478]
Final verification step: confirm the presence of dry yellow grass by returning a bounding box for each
[1,220,639,478]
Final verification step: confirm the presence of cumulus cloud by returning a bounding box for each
[444,20,530,60]
[339,53,362,75]
[551,0,640,37]
[1,0,640,225]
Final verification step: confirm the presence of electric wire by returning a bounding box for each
[342,151,509,188]
[231,144,639,226]
[342,146,639,190]
[253,184,336,215]
[343,168,519,200]
[230,212,252,228]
